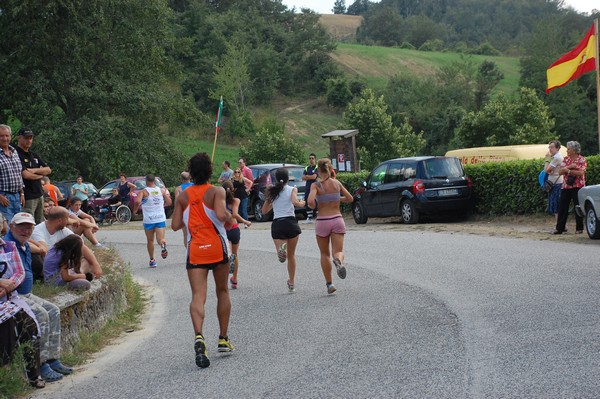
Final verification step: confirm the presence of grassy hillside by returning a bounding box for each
[332,43,521,93]
[175,40,522,169]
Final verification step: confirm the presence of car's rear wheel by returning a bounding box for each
[352,201,368,224]
[401,200,419,224]
[585,206,600,239]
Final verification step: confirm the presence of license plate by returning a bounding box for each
[438,188,459,196]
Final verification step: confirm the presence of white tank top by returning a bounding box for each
[142,186,166,224]
[272,185,295,219]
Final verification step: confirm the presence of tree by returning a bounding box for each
[333,0,346,14]
[210,39,252,114]
[343,89,425,170]
[357,6,404,46]
[239,119,303,165]
[0,0,190,185]
[455,87,556,148]
[347,0,372,15]
[475,60,504,109]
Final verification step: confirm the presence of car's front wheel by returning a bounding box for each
[352,201,368,224]
[401,200,419,224]
[253,200,271,222]
[585,205,600,239]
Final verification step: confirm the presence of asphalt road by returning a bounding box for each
[31,221,600,398]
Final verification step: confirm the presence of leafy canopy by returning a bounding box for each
[343,89,425,170]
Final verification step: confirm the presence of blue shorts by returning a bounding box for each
[143,221,166,230]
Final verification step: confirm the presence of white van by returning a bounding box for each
[445,144,567,165]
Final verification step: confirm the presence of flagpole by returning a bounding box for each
[211,125,218,162]
[595,18,600,153]
[211,96,223,163]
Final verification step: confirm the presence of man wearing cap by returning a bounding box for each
[16,127,51,224]
[0,124,25,223]
[5,212,73,382]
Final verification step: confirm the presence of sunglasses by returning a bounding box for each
[234,171,241,174]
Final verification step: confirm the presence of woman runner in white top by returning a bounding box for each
[261,168,305,292]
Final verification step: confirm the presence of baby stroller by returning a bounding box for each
[97,204,132,225]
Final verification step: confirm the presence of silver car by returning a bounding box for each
[576,185,600,238]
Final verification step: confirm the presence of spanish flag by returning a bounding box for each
[546,24,597,94]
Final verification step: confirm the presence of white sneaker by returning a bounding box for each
[95,242,107,249]
[304,218,312,224]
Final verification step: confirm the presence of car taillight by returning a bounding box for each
[413,179,425,194]
[466,176,473,188]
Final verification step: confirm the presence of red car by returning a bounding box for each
[88,176,173,220]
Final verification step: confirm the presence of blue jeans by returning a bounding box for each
[0,192,22,223]
[239,197,249,221]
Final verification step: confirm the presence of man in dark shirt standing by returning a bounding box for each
[16,127,52,224]
[0,124,25,222]
[302,153,318,223]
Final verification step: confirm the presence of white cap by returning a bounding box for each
[10,212,35,225]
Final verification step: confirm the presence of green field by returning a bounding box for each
[333,43,521,94]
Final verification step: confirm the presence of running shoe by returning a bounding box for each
[217,336,234,352]
[327,283,337,295]
[333,257,347,279]
[161,243,168,259]
[229,254,236,274]
[149,258,157,268]
[277,243,287,263]
[194,335,210,368]
[230,276,238,290]
[287,279,295,293]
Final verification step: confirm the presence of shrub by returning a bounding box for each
[239,119,303,164]
[418,39,444,52]
[325,78,353,107]
[464,154,600,215]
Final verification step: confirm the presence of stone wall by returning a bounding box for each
[51,264,128,352]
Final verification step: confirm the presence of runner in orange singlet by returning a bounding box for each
[171,153,234,368]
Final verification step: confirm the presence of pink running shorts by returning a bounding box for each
[315,215,346,237]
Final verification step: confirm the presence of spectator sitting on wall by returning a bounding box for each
[67,199,105,249]
[31,206,102,280]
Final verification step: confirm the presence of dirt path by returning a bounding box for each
[344,214,596,244]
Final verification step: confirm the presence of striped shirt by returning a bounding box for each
[0,145,23,193]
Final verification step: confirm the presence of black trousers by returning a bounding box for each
[555,188,582,232]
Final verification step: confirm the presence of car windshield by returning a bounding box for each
[423,158,463,179]
[267,167,304,184]
[287,167,304,182]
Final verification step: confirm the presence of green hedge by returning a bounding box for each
[335,156,600,216]
[465,154,600,215]
[337,171,369,213]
